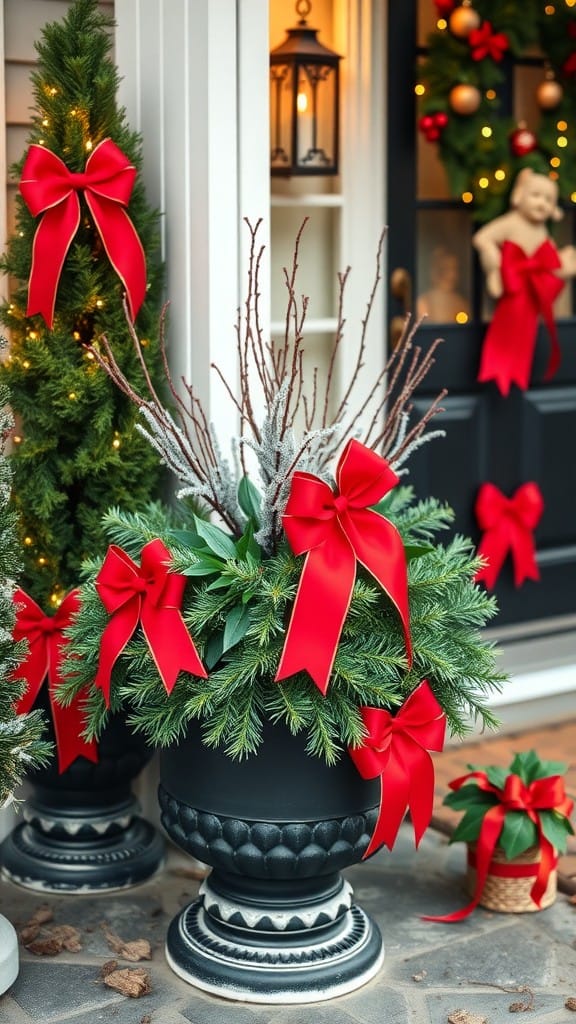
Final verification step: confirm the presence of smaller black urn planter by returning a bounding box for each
[159,719,384,1004]
[0,691,164,892]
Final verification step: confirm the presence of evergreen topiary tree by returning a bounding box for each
[0,0,164,611]
[0,381,51,804]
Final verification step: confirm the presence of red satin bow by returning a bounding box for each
[19,138,146,328]
[12,588,98,773]
[477,241,564,395]
[348,681,446,857]
[425,771,574,922]
[94,539,207,705]
[474,482,544,591]
[275,439,412,696]
[469,21,509,62]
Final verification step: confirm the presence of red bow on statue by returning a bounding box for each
[348,682,446,857]
[477,240,564,396]
[19,138,146,328]
[469,21,509,62]
[12,588,98,773]
[474,482,544,591]
[275,439,412,696]
[94,539,207,705]
[425,771,573,922]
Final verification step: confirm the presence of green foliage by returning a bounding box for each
[0,382,52,801]
[0,0,165,608]
[419,2,576,221]
[445,749,575,859]
[61,490,504,763]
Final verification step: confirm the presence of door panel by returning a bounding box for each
[387,1,576,629]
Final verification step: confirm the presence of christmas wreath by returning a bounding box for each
[419,1,576,222]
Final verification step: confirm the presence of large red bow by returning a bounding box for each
[12,589,98,773]
[275,439,412,695]
[19,138,146,328]
[348,681,446,857]
[425,770,573,922]
[477,241,564,395]
[474,482,544,591]
[94,539,207,705]
[469,21,509,62]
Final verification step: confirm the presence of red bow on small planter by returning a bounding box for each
[474,482,544,591]
[12,588,98,773]
[425,771,574,922]
[469,21,509,62]
[94,539,207,705]
[348,681,446,858]
[19,138,146,328]
[275,439,412,696]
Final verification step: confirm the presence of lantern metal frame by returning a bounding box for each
[270,0,341,177]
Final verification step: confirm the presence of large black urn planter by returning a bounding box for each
[159,720,384,1003]
[0,692,164,892]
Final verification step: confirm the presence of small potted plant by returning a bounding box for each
[433,749,574,920]
[60,222,504,1002]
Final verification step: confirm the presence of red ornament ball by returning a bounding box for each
[510,126,538,157]
[535,79,563,110]
[449,83,481,115]
[449,5,481,38]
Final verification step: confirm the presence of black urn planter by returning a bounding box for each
[159,719,384,1003]
[0,689,164,892]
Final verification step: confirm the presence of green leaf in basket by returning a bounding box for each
[450,804,491,845]
[499,811,538,860]
[539,809,574,855]
[443,787,498,811]
[467,764,508,790]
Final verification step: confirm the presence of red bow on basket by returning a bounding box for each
[424,771,574,922]
[19,138,146,328]
[275,438,412,696]
[348,681,446,858]
[477,240,564,395]
[12,588,98,773]
[474,482,544,590]
[94,538,207,705]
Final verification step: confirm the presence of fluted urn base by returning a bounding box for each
[165,870,383,1004]
[0,915,18,995]
[0,794,164,893]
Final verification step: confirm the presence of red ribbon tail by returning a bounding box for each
[474,531,508,591]
[26,195,80,328]
[141,605,207,694]
[530,832,555,907]
[85,192,147,321]
[542,305,562,381]
[94,600,139,706]
[275,539,356,695]
[423,807,504,922]
[48,675,98,773]
[364,772,408,858]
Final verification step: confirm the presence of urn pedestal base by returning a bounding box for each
[0,794,164,893]
[166,871,383,1004]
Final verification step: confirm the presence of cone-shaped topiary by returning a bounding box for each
[0,0,164,610]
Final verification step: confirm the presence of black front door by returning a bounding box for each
[387,1,576,629]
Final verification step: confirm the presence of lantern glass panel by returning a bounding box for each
[295,62,336,171]
[271,63,293,173]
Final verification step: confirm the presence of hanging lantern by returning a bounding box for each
[270,0,342,177]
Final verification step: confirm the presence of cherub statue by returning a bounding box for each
[472,168,576,395]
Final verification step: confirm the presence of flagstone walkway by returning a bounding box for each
[0,719,575,1023]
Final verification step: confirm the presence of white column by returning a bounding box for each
[115,0,270,449]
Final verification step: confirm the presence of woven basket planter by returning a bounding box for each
[466,843,557,913]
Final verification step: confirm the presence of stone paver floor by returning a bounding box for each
[1,822,576,1024]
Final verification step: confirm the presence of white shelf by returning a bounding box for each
[271,317,339,334]
[270,194,344,208]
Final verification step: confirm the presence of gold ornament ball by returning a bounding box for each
[449,83,482,116]
[536,79,563,110]
[449,5,481,38]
